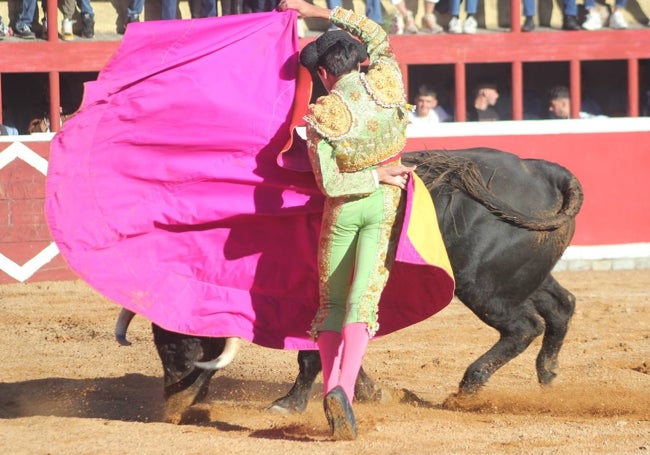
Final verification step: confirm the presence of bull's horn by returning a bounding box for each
[194,337,240,370]
[115,308,136,346]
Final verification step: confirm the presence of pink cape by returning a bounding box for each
[45,12,454,350]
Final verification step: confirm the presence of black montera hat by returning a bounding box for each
[299,30,368,71]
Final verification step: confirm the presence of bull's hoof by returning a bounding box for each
[164,405,211,425]
[164,390,203,424]
[537,369,557,386]
[441,392,465,410]
[267,395,308,414]
[353,375,384,403]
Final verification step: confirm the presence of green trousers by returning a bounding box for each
[311,183,404,338]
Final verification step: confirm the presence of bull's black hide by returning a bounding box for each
[151,148,583,420]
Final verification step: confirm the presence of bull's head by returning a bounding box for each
[114,308,240,370]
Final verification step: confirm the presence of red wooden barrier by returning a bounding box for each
[2,118,649,283]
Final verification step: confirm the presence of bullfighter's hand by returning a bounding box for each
[376,164,416,190]
[277,0,330,19]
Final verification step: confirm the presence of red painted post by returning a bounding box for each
[46,0,58,42]
[512,61,523,120]
[569,59,581,119]
[49,72,61,133]
[628,58,639,117]
[455,62,466,122]
[511,0,522,32]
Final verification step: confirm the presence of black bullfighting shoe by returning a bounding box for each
[323,386,357,440]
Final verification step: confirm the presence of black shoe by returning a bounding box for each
[14,24,36,39]
[118,15,139,35]
[323,386,357,440]
[522,16,535,32]
[81,13,94,38]
[562,15,580,30]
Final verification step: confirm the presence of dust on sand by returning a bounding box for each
[1,270,649,454]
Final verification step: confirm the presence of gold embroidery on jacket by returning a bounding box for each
[361,59,405,108]
[304,92,353,141]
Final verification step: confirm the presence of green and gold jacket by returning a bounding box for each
[304,7,411,197]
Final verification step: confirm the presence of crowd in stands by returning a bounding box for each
[0,0,641,40]
[405,81,628,131]
[0,1,647,133]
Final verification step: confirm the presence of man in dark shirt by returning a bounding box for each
[468,81,500,121]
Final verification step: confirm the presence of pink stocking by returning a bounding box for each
[317,330,343,396]
[338,322,370,402]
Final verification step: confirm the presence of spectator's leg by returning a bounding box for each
[422,0,442,33]
[161,0,179,19]
[522,0,535,17]
[229,0,244,14]
[201,0,217,16]
[364,0,383,25]
[127,0,145,19]
[465,0,477,15]
[609,0,628,28]
[75,0,95,38]
[562,0,579,30]
[521,0,535,31]
[15,0,38,38]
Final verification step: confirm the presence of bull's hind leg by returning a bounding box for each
[458,298,545,395]
[531,275,576,385]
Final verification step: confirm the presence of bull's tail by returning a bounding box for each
[406,151,584,231]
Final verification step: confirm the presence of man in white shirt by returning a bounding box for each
[408,85,450,127]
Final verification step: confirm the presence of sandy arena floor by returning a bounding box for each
[1,269,649,454]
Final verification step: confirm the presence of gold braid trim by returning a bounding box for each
[303,91,353,141]
[360,59,406,108]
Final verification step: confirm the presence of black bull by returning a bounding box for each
[150,148,584,422]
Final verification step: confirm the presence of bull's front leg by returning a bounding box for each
[152,324,225,424]
[269,350,321,413]
[269,350,380,413]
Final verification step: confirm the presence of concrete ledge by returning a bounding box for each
[554,243,650,271]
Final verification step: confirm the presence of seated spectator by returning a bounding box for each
[468,82,500,121]
[42,0,95,40]
[546,86,607,119]
[409,85,450,126]
[582,0,628,30]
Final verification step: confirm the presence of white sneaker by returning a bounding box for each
[582,10,602,30]
[609,10,628,29]
[61,17,74,40]
[448,17,462,34]
[463,15,478,34]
